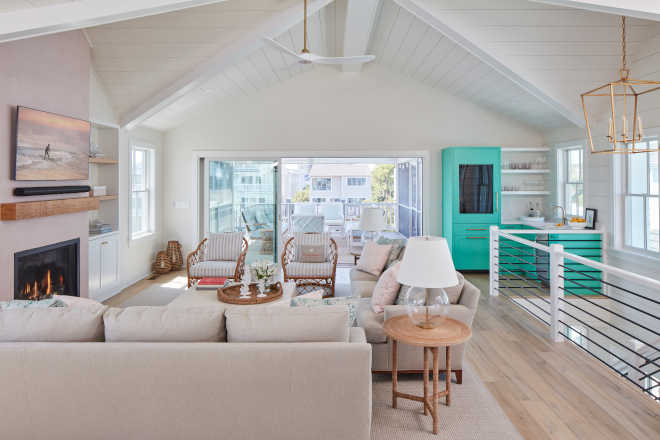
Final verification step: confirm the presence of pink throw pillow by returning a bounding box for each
[371,261,402,313]
[52,295,103,307]
[356,241,392,277]
[268,290,324,307]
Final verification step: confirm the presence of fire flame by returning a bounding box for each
[19,266,63,301]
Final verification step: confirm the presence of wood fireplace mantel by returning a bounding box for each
[1,197,99,221]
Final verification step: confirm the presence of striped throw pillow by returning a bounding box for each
[207,231,244,261]
[293,232,331,262]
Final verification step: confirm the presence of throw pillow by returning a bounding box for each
[255,210,269,228]
[377,236,407,270]
[53,295,103,307]
[293,231,331,262]
[290,294,361,327]
[395,283,410,305]
[268,290,324,307]
[298,245,325,263]
[355,241,392,277]
[371,261,402,313]
[393,271,465,305]
[0,298,68,309]
[207,231,244,261]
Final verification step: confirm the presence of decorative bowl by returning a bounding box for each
[568,222,587,229]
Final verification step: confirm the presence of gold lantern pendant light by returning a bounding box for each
[581,17,660,154]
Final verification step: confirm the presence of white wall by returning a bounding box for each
[89,68,118,126]
[161,64,542,255]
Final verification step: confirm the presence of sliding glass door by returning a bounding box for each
[203,160,278,264]
[397,158,423,238]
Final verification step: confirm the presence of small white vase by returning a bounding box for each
[257,279,267,297]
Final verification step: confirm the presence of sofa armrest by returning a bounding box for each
[458,280,480,311]
[349,327,367,343]
[384,304,476,329]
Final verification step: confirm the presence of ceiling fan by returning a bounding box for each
[262,0,375,72]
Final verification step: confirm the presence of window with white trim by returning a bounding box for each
[624,137,659,253]
[130,142,156,240]
[346,197,366,203]
[312,178,331,191]
[311,197,327,203]
[557,146,584,217]
[346,177,367,186]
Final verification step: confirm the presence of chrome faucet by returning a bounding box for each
[553,206,567,225]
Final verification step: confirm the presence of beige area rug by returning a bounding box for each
[116,281,187,307]
[371,363,523,439]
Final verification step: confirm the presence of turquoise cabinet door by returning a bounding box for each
[454,236,490,270]
[452,148,501,224]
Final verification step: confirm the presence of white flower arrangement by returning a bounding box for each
[250,259,278,280]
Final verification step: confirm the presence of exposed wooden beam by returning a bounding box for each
[0,0,229,44]
[120,0,336,130]
[395,0,586,130]
[341,0,382,73]
[529,0,660,21]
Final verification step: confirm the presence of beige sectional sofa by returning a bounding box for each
[350,267,479,383]
[0,304,372,440]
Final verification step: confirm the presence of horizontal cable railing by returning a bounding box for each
[489,225,660,402]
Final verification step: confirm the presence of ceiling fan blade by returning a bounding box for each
[275,63,301,72]
[261,37,304,60]
[310,55,376,65]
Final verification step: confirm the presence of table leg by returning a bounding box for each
[432,347,439,435]
[446,346,451,407]
[392,340,398,409]
[423,346,429,416]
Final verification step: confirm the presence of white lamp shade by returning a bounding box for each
[397,236,458,288]
[357,208,387,231]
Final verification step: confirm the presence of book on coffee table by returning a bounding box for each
[196,277,229,290]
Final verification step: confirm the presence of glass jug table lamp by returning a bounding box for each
[357,207,387,247]
[396,236,458,329]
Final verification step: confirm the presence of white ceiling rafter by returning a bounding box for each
[529,0,660,21]
[120,0,335,131]
[341,0,382,73]
[394,0,587,130]
[0,0,229,44]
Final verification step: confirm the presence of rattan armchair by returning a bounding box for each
[281,235,338,298]
[186,236,248,288]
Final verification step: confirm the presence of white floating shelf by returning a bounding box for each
[501,148,550,152]
[502,191,551,195]
[502,169,551,174]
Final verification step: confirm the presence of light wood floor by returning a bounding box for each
[104,270,660,439]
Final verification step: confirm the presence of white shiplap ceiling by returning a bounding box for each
[0,0,83,14]
[80,0,660,133]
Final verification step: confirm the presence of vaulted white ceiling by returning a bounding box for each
[0,0,83,14]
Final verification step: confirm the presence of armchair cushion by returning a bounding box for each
[376,236,407,270]
[285,262,334,278]
[207,231,244,261]
[293,232,331,262]
[265,210,275,224]
[321,202,344,221]
[255,209,269,226]
[243,209,257,229]
[294,202,317,215]
[189,261,237,278]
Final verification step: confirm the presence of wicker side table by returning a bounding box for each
[382,315,472,435]
[259,228,274,254]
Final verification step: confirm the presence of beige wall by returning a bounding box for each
[162,64,543,255]
[0,31,90,301]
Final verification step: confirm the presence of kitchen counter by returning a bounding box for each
[501,219,604,233]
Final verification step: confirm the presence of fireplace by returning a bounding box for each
[14,239,80,300]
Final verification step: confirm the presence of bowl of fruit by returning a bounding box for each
[567,217,587,229]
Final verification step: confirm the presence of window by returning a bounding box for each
[644,376,660,399]
[130,142,156,240]
[347,177,367,186]
[259,197,266,203]
[346,198,366,203]
[311,198,327,203]
[330,198,344,202]
[312,178,331,191]
[558,147,584,217]
[624,137,659,253]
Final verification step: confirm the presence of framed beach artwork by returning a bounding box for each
[585,208,597,230]
[14,106,90,181]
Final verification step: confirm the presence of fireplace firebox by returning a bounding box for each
[14,239,80,300]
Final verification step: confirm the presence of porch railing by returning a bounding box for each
[489,225,660,402]
[281,202,397,231]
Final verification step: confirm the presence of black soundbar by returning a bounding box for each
[13,186,92,197]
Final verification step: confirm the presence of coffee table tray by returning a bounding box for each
[217,282,283,305]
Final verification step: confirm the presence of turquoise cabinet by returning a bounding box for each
[442,147,501,271]
[546,233,602,295]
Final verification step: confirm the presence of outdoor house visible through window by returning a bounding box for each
[347,177,367,186]
[563,147,584,217]
[131,143,155,240]
[624,137,659,253]
[312,178,331,191]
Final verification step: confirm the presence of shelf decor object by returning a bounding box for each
[1,197,99,221]
[154,251,171,274]
[581,16,660,154]
[397,236,457,330]
[167,241,184,270]
[357,207,388,246]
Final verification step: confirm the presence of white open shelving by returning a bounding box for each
[501,148,550,152]
[502,191,551,195]
[502,169,551,174]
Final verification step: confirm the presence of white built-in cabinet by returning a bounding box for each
[88,231,120,299]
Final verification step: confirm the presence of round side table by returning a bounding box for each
[259,228,274,254]
[382,315,472,435]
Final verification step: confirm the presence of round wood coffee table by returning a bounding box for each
[382,315,472,435]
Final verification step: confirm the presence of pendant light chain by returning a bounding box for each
[622,16,627,71]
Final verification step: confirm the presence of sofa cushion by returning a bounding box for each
[349,266,379,283]
[103,305,227,342]
[445,271,466,304]
[0,305,108,342]
[376,236,407,270]
[285,262,334,277]
[267,290,324,307]
[290,295,361,327]
[395,283,411,305]
[371,261,402,313]
[189,261,237,278]
[0,298,68,309]
[53,295,103,307]
[351,280,378,299]
[207,231,244,261]
[226,305,349,343]
[356,298,386,343]
[355,241,391,277]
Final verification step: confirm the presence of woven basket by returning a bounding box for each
[154,251,171,274]
[167,241,183,270]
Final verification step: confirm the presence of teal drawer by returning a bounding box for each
[454,236,489,270]
[454,224,492,236]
